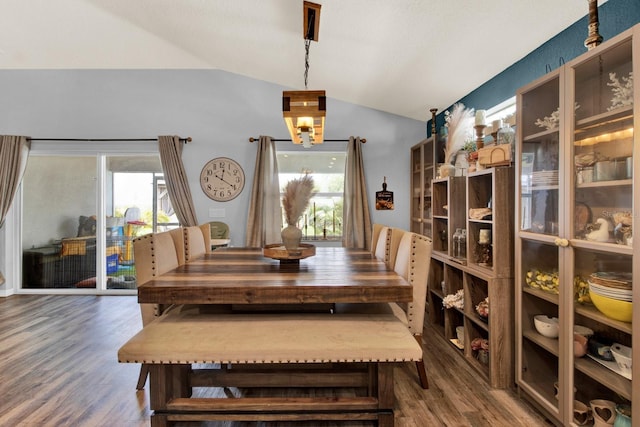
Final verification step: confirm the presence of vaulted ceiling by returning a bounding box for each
[1,0,603,120]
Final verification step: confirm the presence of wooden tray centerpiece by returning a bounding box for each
[263,243,316,263]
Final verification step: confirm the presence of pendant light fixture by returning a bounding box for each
[283,1,325,148]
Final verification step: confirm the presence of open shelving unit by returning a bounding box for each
[427,166,514,389]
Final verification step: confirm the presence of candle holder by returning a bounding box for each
[474,124,486,150]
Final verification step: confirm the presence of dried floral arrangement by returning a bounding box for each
[442,289,464,310]
[471,338,489,352]
[282,175,315,226]
[475,297,489,318]
[607,71,634,111]
[443,103,474,165]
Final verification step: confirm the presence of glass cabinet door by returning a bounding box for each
[518,71,561,237]
[568,36,633,423]
[516,69,564,420]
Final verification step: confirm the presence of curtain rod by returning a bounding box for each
[248,137,366,143]
[27,137,192,143]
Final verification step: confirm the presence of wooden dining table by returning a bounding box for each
[137,246,413,306]
[126,246,418,426]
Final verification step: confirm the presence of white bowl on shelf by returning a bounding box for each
[534,315,559,338]
[611,343,632,376]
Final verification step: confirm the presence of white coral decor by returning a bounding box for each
[608,72,634,111]
[443,289,464,310]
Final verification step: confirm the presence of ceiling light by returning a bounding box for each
[283,1,325,148]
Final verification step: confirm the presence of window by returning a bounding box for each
[277,151,345,241]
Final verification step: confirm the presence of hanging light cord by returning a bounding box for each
[303,37,311,90]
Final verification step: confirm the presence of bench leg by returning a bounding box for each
[378,412,394,427]
[377,363,395,411]
[150,413,168,427]
[149,364,191,411]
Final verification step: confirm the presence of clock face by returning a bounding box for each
[200,157,245,202]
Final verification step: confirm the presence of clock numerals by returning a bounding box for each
[200,157,245,202]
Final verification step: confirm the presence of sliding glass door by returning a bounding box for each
[21,156,98,290]
[21,153,167,293]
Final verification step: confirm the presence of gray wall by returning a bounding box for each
[0,69,425,255]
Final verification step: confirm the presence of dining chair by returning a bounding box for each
[391,232,432,389]
[209,221,230,239]
[132,231,180,389]
[370,223,385,252]
[209,221,231,249]
[183,224,211,262]
[168,227,186,266]
[373,226,392,266]
[388,227,407,270]
[334,231,432,389]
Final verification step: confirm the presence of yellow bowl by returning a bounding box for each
[589,290,632,323]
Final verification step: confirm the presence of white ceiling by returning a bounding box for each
[1,0,602,121]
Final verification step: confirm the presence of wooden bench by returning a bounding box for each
[118,310,422,426]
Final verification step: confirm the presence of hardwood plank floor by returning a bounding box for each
[0,295,551,426]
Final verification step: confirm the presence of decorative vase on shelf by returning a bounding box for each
[281,224,303,252]
[439,163,455,178]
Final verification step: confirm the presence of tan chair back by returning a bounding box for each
[168,227,186,266]
[388,228,407,270]
[184,225,208,262]
[154,231,180,274]
[374,226,392,265]
[370,223,385,253]
[199,223,212,253]
[133,232,180,324]
[393,232,432,335]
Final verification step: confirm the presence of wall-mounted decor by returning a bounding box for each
[375,177,394,210]
[200,157,245,202]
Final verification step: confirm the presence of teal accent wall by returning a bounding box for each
[429,0,640,134]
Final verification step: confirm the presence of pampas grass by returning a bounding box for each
[282,175,315,226]
[444,103,474,165]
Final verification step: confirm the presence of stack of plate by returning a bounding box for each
[589,281,632,301]
[588,272,633,322]
[589,271,632,300]
[531,170,559,187]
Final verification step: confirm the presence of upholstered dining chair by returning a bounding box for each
[370,223,385,253]
[388,227,407,270]
[373,226,392,266]
[390,232,432,389]
[168,227,186,266]
[132,231,180,389]
[208,221,229,239]
[183,224,211,262]
[334,230,432,389]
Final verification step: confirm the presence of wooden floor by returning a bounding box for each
[0,295,552,426]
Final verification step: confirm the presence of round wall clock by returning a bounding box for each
[200,157,245,202]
